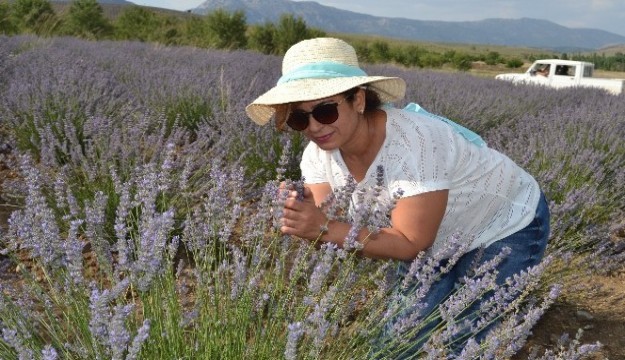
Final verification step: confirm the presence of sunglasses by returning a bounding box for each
[287,96,351,131]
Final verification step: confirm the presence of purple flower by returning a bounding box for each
[2,327,34,360]
[132,208,176,292]
[126,319,151,360]
[285,322,304,360]
[41,345,58,360]
[109,304,134,360]
[306,243,337,296]
[6,155,63,268]
[230,247,248,300]
[64,219,86,286]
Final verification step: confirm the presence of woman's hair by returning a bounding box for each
[344,86,382,112]
[276,86,383,131]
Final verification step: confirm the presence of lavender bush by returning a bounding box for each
[0,35,620,358]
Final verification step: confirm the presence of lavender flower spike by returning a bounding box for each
[285,322,304,360]
[41,345,59,360]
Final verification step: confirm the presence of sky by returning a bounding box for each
[132,0,625,37]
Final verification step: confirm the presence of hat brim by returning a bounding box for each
[245,76,406,126]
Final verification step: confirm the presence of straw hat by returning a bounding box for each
[245,37,406,126]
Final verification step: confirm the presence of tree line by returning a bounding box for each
[2,0,624,72]
[0,0,327,55]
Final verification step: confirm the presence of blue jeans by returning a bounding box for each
[379,192,550,358]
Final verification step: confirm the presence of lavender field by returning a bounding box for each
[0,35,624,359]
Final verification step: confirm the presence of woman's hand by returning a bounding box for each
[280,186,328,241]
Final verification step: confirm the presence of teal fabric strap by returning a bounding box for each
[404,103,486,148]
[278,61,368,84]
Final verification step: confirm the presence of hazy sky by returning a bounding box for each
[133,0,625,37]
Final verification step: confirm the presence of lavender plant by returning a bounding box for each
[0,35,619,358]
[1,147,595,359]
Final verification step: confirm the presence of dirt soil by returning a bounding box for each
[1,158,624,359]
[512,271,625,359]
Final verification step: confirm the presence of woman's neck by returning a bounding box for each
[339,109,386,181]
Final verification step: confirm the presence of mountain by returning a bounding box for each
[59,0,135,5]
[53,0,134,4]
[193,0,625,51]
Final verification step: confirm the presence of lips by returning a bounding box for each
[314,133,333,143]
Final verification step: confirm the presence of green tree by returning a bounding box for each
[63,0,112,39]
[452,52,473,71]
[205,9,247,49]
[273,14,310,54]
[352,41,372,63]
[484,51,501,65]
[248,22,276,54]
[506,58,524,68]
[114,6,161,42]
[368,40,391,63]
[394,45,424,67]
[0,1,18,34]
[11,0,57,34]
[420,53,444,68]
[182,15,210,47]
[158,14,183,45]
[306,27,326,38]
[613,52,625,72]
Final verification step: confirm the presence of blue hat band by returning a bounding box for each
[277,61,368,84]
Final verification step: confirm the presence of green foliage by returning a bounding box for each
[349,38,480,70]
[248,22,277,54]
[205,9,247,49]
[114,5,162,42]
[452,53,474,71]
[484,51,501,65]
[246,14,325,55]
[164,97,214,133]
[352,41,371,63]
[273,14,317,54]
[240,132,306,186]
[506,58,524,68]
[306,26,326,38]
[12,98,81,158]
[368,40,391,63]
[570,51,625,72]
[63,0,112,39]
[0,1,18,34]
[417,52,445,68]
[393,45,425,67]
[182,15,210,47]
[11,0,57,34]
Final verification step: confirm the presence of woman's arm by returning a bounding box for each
[280,183,448,261]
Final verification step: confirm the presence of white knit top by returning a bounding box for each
[300,107,541,253]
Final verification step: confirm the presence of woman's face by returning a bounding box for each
[290,92,363,151]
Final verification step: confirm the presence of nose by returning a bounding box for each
[305,115,324,133]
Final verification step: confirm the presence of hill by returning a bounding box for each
[50,1,196,20]
[192,0,625,51]
[53,0,133,4]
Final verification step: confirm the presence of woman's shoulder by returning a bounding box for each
[384,106,433,139]
[385,106,429,131]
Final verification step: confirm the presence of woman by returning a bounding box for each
[246,37,550,351]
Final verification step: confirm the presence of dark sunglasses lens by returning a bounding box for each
[312,103,339,124]
[286,102,340,131]
[287,112,309,131]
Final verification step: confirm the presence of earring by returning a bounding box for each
[359,109,364,115]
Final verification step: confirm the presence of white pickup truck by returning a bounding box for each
[495,59,625,95]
